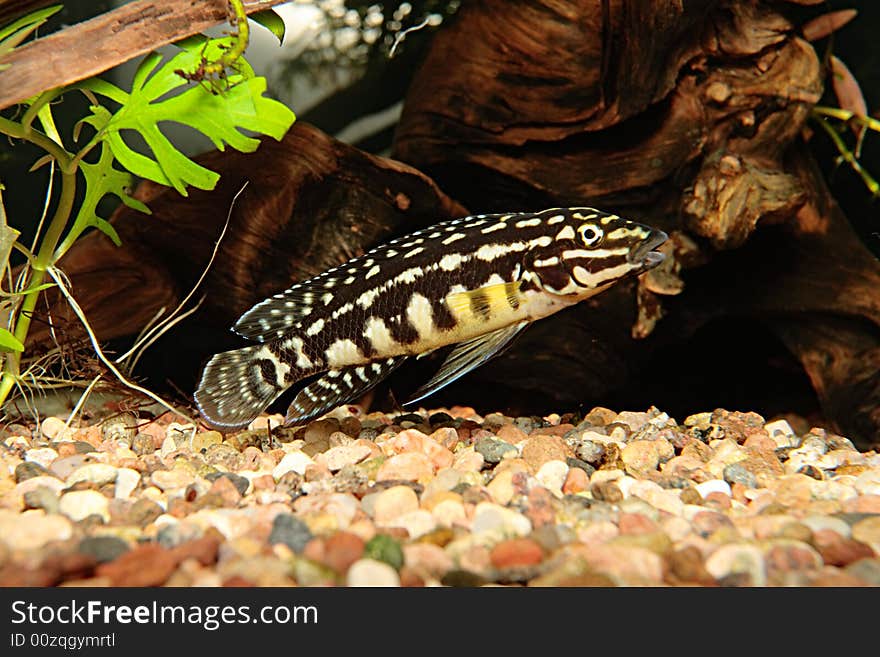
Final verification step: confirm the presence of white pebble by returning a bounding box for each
[628,480,664,497]
[422,468,463,498]
[166,422,196,441]
[114,468,141,499]
[855,469,880,497]
[801,515,851,538]
[648,411,673,427]
[346,559,400,587]
[0,510,73,551]
[816,450,865,470]
[370,485,419,522]
[682,504,710,521]
[590,469,625,485]
[4,435,28,449]
[386,509,436,539]
[322,443,371,471]
[25,448,59,469]
[66,463,118,487]
[695,479,732,498]
[471,502,531,537]
[784,451,820,474]
[705,543,766,586]
[431,499,467,527]
[534,460,568,495]
[151,469,192,491]
[809,479,857,502]
[272,451,314,479]
[764,419,797,448]
[59,490,110,522]
[615,475,638,499]
[14,476,66,499]
[40,416,73,441]
[159,435,178,457]
[661,516,693,542]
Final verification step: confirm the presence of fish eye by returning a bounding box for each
[578,224,603,246]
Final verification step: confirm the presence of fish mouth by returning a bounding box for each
[627,227,668,268]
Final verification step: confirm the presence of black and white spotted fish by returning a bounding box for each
[194,207,667,429]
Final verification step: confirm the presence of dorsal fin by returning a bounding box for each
[233,273,340,341]
[285,357,408,426]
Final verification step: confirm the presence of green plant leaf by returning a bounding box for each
[251,9,286,44]
[67,140,150,249]
[0,4,61,42]
[0,327,23,353]
[27,153,53,172]
[16,282,55,295]
[0,4,62,70]
[80,36,296,195]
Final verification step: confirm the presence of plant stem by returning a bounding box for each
[812,105,880,133]
[812,114,880,196]
[21,89,63,132]
[0,116,77,408]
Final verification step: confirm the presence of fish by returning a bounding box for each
[194,207,667,430]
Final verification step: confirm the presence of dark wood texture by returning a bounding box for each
[389,0,880,445]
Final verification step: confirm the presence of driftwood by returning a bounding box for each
[390,0,880,445]
[21,0,880,447]
[0,0,289,110]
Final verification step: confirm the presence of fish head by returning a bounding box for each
[528,208,667,297]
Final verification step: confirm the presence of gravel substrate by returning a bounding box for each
[1,405,879,586]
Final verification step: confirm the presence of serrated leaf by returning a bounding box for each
[75,103,113,142]
[0,327,23,353]
[251,9,286,44]
[81,37,295,195]
[67,141,150,248]
[105,127,220,193]
[80,77,128,106]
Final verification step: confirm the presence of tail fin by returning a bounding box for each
[194,343,292,430]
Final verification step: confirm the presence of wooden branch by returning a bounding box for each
[0,0,288,110]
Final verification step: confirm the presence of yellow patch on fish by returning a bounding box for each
[446,281,524,322]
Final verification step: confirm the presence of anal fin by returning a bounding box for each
[405,321,529,406]
[285,356,408,426]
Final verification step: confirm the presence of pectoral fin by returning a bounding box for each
[405,321,529,406]
[285,357,408,426]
